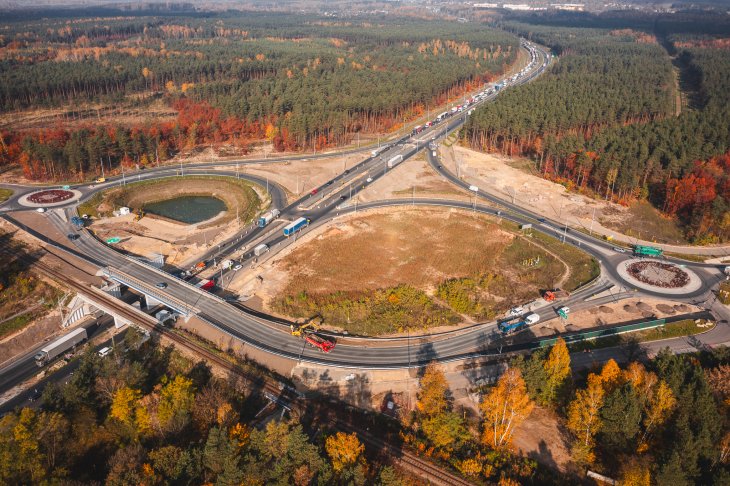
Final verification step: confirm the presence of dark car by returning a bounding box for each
[67,233,79,240]
[537,218,546,223]
[156,282,168,289]
[344,169,350,174]
[340,195,347,200]
[326,180,334,186]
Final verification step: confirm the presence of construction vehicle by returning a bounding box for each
[35,327,87,366]
[134,209,145,221]
[290,316,323,336]
[195,261,208,270]
[543,288,569,302]
[304,333,335,353]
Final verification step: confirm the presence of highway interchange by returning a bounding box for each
[1,39,729,371]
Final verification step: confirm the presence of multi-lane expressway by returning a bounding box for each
[2,39,729,369]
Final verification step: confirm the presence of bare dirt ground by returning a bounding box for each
[227,207,573,333]
[512,406,572,472]
[441,146,691,246]
[233,153,365,199]
[0,310,62,364]
[91,213,243,266]
[528,296,699,338]
[357,153,467,203]
[0,98,177,132]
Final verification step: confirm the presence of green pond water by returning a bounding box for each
[144,196,226,224]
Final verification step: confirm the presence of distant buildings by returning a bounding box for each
[473,2,583,11]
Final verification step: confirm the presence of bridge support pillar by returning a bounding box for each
[145,294,163,309]
[101,282,122,299]
[113,315,130,329]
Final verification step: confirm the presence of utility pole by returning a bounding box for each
[590,207,596,236]
[100,158,105,178]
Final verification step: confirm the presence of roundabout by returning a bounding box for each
[19,188,81,208]
[616,259,703,295]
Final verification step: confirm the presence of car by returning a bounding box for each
[66,233,79,240]
[95,177,106,183]
[155,282,168,289]
[508,306,524,316]
[344,169,350,174]
[326,180,334,186]
[36,207,46,213]
[98,347,112,358]
[537,218,546,223]
[437,165,442,169]
[339,195,347,200]
[366,177,373,183]
[28,388,41,402]
[613,247,627,253]
[311,188,318,195]
[233,264,243,271]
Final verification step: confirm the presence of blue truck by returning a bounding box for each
[498,313,540,335]
[283,217,310,236]
[257,209,281,228]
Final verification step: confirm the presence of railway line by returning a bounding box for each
[1,242,475,485]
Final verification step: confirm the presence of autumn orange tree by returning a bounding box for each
[325,432,365,473]
[479,368,534,449]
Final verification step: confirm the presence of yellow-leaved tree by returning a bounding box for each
[416,362,449,417]
[567,373,605,464]
[542,337,571,404]
[325,432,365,472]
[157,375,195,433]
[480,368,534,449]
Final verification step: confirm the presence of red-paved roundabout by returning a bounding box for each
[27,189,75,204]
[18,188,82,208]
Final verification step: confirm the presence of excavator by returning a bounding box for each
[290,315,335,353]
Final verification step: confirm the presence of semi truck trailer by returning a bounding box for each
[387,155,403,168]
[257,209,281,228]
[35,327,87,366]
[254,244,269,256]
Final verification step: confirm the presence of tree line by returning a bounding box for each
[0,13,520,179]
[465,17,730,242]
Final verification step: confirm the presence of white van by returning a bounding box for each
[98,347,112,358]
[525,313,540,325]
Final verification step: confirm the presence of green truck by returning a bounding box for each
[633,245,663,257]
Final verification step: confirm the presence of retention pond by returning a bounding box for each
[144,196,226,224]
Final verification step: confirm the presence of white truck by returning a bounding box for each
[35,327,87,366]
[221,259,234,269]
[469,185,479,192]
[387,154,403,168]
[257,209,281,228]
[254,243,269,256]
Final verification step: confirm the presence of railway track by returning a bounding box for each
[0,241,477,485]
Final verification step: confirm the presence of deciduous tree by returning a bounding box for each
[480,368,534,449]
[325,431,365,473]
